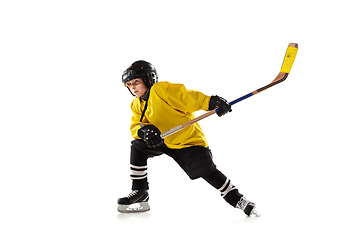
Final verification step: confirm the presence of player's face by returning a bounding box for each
[126,78,148,97]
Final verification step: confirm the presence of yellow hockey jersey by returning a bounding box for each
[130,81,211,149]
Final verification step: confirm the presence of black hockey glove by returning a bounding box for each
[209,95,232,117]
[138,124,164,148]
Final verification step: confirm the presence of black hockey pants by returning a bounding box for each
[129,139,243,207]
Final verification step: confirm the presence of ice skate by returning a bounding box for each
[117,190,150,213]
[236,197,261,217]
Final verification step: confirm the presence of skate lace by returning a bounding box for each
[127,190,139,199]
[237,197,249,210]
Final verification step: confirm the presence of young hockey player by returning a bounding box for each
[118,60,260,217]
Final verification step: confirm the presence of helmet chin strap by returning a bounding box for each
[140,88,150,101]
[139,88,151,123]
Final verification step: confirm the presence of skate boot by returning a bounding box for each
[117,190,150,213]
[236,197,261,217]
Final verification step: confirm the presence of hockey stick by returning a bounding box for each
[160,43,298,139]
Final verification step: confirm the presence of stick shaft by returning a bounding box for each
[161,72,289,139]
[160,43,298,139]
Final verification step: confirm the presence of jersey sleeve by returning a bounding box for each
[157,83,211,113]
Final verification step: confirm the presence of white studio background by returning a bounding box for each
[1,0,359,239]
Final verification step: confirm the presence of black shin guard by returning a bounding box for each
[203,169,227,189]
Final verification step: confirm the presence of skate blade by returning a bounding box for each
[118,202,150,213]
[250,208,261,217]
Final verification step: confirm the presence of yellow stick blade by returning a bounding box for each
[280,43,298,73]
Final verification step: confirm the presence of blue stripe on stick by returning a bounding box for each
[229,93,253,106]
[215,93,253,112]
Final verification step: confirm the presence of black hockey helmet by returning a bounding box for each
[122,60,158,91]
